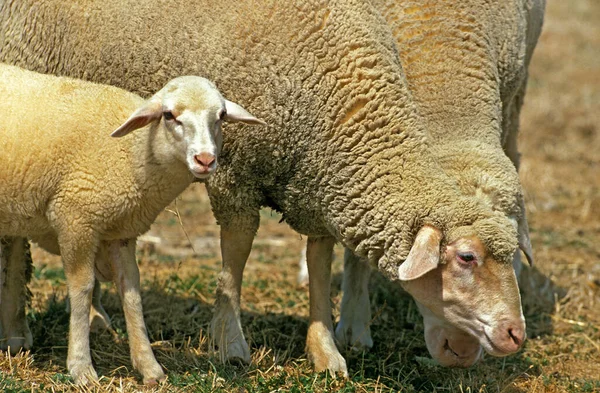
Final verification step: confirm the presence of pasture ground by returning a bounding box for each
[1,0,599,391]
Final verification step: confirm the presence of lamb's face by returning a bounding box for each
[111,76,265,179]
[159,77,227,179]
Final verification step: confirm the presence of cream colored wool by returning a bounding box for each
[0,0,519,272]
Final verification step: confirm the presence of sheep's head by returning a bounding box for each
[111,76,266,179]
[398,218,526,362]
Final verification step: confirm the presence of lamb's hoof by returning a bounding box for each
[89,309,112,334]
[70,363,99,386]
[306,329,349,377]
[143,371,167,386]
[335,321,373,351]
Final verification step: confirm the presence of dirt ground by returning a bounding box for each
[1,0,599,392]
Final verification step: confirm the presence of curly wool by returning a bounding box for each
[0,0,520,279]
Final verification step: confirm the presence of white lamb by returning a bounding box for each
[0,63,265,385]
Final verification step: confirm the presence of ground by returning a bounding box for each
[1,0,599,392]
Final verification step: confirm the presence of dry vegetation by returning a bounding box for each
[1,1,599,391]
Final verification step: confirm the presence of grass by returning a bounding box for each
[2,0,600,391]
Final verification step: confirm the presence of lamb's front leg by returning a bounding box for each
[108,240,164,385]
[0,237,33,354]
[210,226,256,363]
[335,248,373,350]
[61,233,100,385]
[305,236,347,376]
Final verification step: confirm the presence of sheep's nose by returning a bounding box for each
[194,153,215,169]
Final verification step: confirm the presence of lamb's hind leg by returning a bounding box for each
[210,221,258,364]
[335,248,373,350]
[305,236,347,376]
[0,237,33,355]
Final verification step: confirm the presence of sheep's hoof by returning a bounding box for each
[70,363,99,386]
[335,321,373,351]
[309,349,348,378]
[306,329,349,378]
[1,329,33,355]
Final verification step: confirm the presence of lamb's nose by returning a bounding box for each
[194,153,215,168]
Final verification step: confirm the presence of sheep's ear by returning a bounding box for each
[224,99,267,126]
[398,225,442,281]
[111,101,163,137]
[517,216,533,266]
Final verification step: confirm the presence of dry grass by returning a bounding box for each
[2,1,599,392]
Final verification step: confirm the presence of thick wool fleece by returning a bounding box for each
[0,0,516,278]
[371,0,545,232]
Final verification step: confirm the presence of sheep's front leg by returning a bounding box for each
[0,237,33,354]
[61,233,99,385]
[305,236,347,376]
[108,240,164,385]
[335,248,373,350]
[210,226,255,363]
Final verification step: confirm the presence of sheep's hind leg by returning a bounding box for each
[0,237,33,355]
[210,225,256,364]
[108,239,164,385]
[335,248,373,350]
[305,236,348,377]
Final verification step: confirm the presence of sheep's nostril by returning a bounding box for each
[508,327,525,347]
[194,153,215,168]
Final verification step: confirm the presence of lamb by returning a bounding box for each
[299,0,546,368]
[0,63,264,385]
[0,0,526,376]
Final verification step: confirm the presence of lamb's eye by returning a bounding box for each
[163,111,175,121]
[457,252,477,265]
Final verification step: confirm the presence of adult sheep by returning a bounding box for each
[320,0,546,368]
[0,63,264,384]
[0,0,526,376]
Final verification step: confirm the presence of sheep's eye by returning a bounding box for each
[218,109,227,121]
[457,252,477,265]
[163,111,175,121]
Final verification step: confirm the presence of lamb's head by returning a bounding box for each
[111,76,266,178]
[397,214,525,363]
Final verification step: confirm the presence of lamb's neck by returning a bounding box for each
[130,124,194,207]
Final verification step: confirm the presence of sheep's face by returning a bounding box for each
[159,78,227,179]
[417,301,482,367]
[398,226,525,360]
[111,76,265,179]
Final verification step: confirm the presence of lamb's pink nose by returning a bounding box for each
[507,326,525,348]
[194,153,215,169]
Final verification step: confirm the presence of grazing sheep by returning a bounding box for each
[333,0,545,367]
[0,0,526,375]
[0,63,264,384]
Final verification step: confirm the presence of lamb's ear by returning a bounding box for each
[224,99,267,126]
[111,100,163,137]
[398,225,443,281]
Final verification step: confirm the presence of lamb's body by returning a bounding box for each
[0,63,263,384]
[1,0,526,376]
[0,66,189,242]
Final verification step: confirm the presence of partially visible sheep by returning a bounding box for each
[0,63,264,385]
[333,0,545,367]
